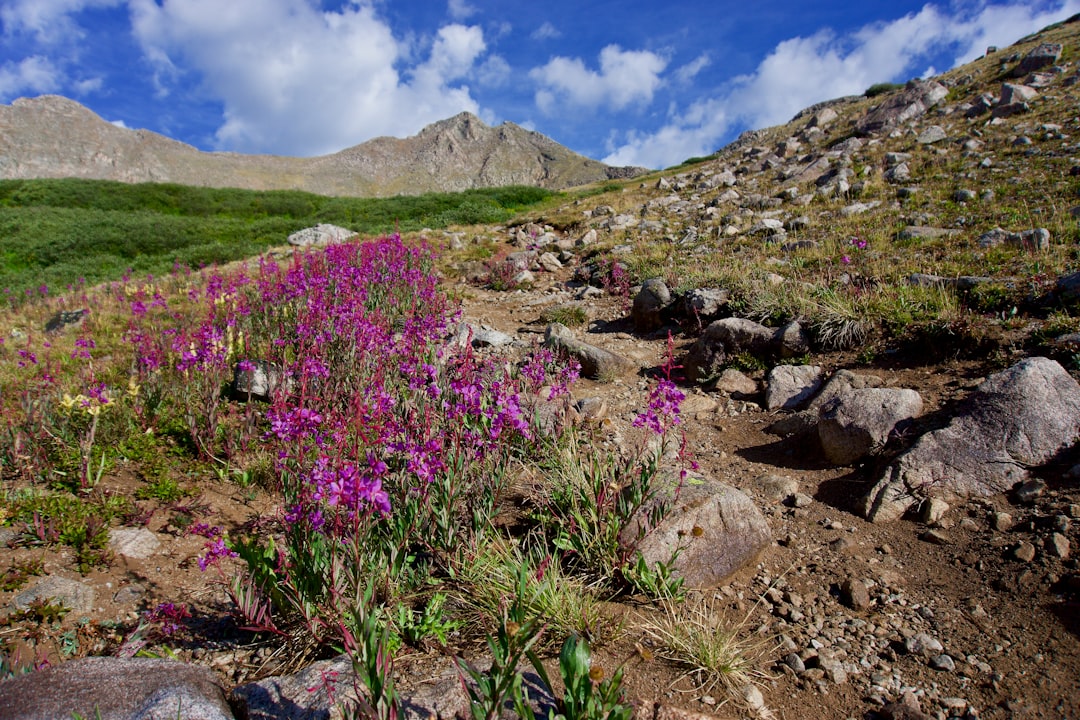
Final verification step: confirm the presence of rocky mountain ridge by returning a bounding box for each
[0,96,645,197]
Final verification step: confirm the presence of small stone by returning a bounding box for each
[904,633,944,657]
[1047,533,1070,559]
[991,511,1014,532]
[783,652,806,674]
[1015,479,1047,503]
[1013,541,1037,562]
[930,654,956,671]
[841,577,872,610]
[109,528,161,559]
[791,493,813,508]
[818,658,848,684]
[921,498,950,525]
[754,474,800,503]
[917,125,947,144]
[920,529,952,546]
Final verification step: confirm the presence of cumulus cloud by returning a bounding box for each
[0,55,62,97]
[604,0,1080,168]
[128,0,490,156]
[530,45,667,113]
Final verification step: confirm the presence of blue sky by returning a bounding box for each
[2,1,1078,169]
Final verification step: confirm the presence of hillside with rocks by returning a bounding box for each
[0,98,644,197]
[2,15,1080,720]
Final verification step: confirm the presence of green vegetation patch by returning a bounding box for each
[0,179,552,298]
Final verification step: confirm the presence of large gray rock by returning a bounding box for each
[287,224,357,248]
[682,288,730,320]
[861,357,1080,522]
[818,388,923,465]
[683,318,809,383]
[1012,43,1062,77]
[766,369,884,437]
[620,474,772,590]
[855,80,948,136]
[543,323,636,381]
[1000,83,1038,105]
[1058,270,1080,305]
[12,576,95,615]
[0,657,233,720]
[233,654,472,720]
[765,365,824,411]
[632,278,673,332]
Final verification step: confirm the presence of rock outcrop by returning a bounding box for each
[861,357,1080,522]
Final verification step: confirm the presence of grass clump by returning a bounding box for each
[642,597,765,696]
[540,303,589,327]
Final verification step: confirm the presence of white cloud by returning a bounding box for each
[530,21,560,41]
[72,76,103,94]
[447,0,476,21]
[110,118,128,128]
[604,0,1080,168]
[530,45,667,113]
[0,56,62,97]
[674,53,710,85]
[128,0,491,156]
[477,54,511,87]
[0,0,122,100]
[1,0,122,45]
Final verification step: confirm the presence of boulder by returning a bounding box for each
[682,288,730,320]
[1057,271,1080,305]
[12,576,95,615]
[1012,43,1062,77]
[543,323,636,381]
[43,309,89,333]
[287,224,356,248]
[233,654,472,720]
[855,80,948,136]
[861,357,1080,522]
[632,278,673,332]
[817,388,923,465]
[0,657,232,720]
[767,369,884,436]
[684,318,811,385]
[619,474,772,590]
[765,365,824,411]
[916,126,947,144]
[1000,83,1038,105]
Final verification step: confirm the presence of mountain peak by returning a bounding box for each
[0,96,645,196]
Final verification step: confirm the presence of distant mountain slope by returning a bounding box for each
[0,96,645,197]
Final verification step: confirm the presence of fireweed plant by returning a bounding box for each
[0,233,693,708]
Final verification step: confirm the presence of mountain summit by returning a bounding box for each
[0,97,645,197]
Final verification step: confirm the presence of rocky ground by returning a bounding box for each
[445,268,1080,720]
